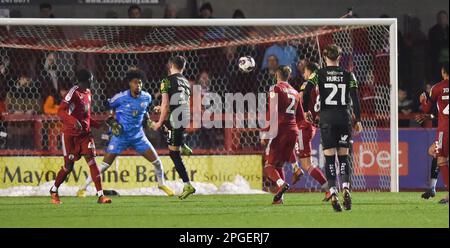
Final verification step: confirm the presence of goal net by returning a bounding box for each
[0,19,398,196]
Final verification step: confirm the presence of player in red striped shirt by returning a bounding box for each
[49,69,111,204]
[420,62,449,204]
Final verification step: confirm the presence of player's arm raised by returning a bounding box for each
[349,73,362,134]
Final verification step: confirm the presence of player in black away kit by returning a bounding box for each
[309,45,362,212]
[152,56,196,200]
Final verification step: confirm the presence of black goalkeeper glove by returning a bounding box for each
[106,117,123,136]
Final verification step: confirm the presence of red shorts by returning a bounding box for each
[435,129,449,158]
[265,130,298,167]
[61,132,96,162]
[297,122,317,158]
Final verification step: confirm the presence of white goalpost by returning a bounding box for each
[389,19,399,193]
[0,18,399,194]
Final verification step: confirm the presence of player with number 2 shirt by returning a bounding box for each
[261,65,305,205]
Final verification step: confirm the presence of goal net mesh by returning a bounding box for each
[0,22,392,196]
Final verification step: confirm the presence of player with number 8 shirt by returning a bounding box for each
[291,60,331,202]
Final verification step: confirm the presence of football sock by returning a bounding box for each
[87,159,103,193]
[275,167,285,181]
[82,161,111,190]
[51,186,58,192]
[329,186,338,196]
[430,158,439,189]
[338,155,351,183]
[342,182,350,190]
[324,155,337,188]
[263,165,284,186]
[276,179,285,187]
[431,158,439,178]
[439,163,449,192]
[152,158,165,186]
[307,167,327,186]
[169,150,190,183]
[430,179,438,190]
[99,161,111,173]
[54,168,69,190]
[53,162,74,192]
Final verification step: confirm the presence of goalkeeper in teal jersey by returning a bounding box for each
[77,70,174,197]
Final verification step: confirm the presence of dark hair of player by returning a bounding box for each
[276,65,292,81]
[76,69,92,83]
[442,62,449,75]
[200,2,213,13]
[323,45,342,61]
[40,3,52,10]
[303,61,319,74]
[128,4,141,15]
[169,56,186,71]
[232,9,245,18]
[125,69,145,83]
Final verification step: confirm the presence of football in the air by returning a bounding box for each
[238,56,256,73]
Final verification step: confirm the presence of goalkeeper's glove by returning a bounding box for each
[106,117,123,136]
[146,118,154,129]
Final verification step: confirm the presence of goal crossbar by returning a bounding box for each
[0,18,396,27]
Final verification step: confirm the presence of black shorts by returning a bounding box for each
[163,121,185,147]
[320,123,352,150]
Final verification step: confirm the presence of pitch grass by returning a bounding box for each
[0,192,448,228]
